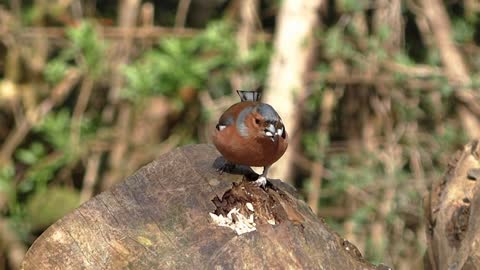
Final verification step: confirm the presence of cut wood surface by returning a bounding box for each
[22,144,379,269]
[424,140,480,270]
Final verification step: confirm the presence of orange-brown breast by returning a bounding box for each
[212,102,288,167]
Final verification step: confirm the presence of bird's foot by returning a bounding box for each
[217,162,235,175]
[253,176,268,188]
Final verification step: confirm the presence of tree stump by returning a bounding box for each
[424,139,480,270]
[22,144,379,269]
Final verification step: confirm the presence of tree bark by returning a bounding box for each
[263,0,323,182]
[424,140,480,270]
[22,144,381,269]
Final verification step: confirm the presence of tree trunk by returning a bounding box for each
[424,140,480,269]
[263,0,323,182]
[22,144,382,269]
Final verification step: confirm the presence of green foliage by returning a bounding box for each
[434,123,468,150]
[122,21,238,101]
[15,110,95,193]
[25,187,80,230]
[17,151,70,193]
[122,21,272,102]
[323,154,379,193]
[394,52,415,66]
[16,143,45,165]
[44,58,70,84]
[2,109,92,239]
[302,131,329,161]
[393,98,424,122]
[339,0,367,12]
[452,18,475,43]
[376,25,391,43]
[438,77,454,97]
[122,38,208,99]
[34,110,74,150]
[44,22,107,83]
[238,41,273,85]
[426,50,441,66]
[324,27,357,60]
[367,37,387,60]
[0,165,16,212]
[66,22,107,77]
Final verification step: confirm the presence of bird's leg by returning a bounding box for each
[254,165,270,187]
[217,160,236,175]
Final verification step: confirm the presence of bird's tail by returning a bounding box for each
[237,90,262,102]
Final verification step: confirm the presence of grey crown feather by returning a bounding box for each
[237,90,261,102]
[256,103,281,122]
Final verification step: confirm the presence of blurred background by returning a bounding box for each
[0,0,479,269]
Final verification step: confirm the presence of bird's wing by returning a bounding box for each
[216,113,235,131]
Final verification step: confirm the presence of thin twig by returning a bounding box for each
[71,0,83,21]
[100,0,140,190]
[174,0,191,29]
[308,89,336,214]
[17,26,198,39]
[0,217,27,270]
[102,105,132,190]
[308,68,480,92]
[232,0,259,90]
[308,163,324,214]
[140,2,154,48]
[70,75,95,149]
[80,152,101,202]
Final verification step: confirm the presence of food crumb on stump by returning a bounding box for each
[209,207,256,235]
[209,180,304,234]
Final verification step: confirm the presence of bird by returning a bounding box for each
[212,90,288,187]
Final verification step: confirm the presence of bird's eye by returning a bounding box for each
[255,119,261,125]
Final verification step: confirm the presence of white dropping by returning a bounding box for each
[218,125,227,131]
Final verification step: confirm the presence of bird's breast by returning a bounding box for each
[212,126,288,167]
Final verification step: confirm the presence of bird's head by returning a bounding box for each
[248,104,286,142]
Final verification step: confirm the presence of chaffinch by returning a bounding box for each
[212,90,288,187]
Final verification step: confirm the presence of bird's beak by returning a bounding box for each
[265,124,277,142]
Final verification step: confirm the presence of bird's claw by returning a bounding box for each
[253,176,268,187]
[217,162,235,175]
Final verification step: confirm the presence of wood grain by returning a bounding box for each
[22,144,376,269]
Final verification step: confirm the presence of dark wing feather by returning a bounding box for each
[236,90,262,102]
[216,113,235,131]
